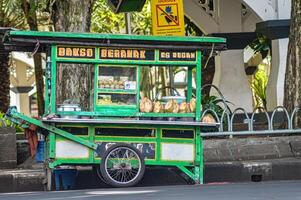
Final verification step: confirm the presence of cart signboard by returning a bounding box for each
[151,0,185,36]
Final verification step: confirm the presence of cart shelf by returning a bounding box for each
[96,89,137,94]
[42,118,219,127]
[138,112,195,118]
[55,111,195,118]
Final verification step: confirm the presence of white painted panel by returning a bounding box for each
[56,140,89,158]
[161,143,194,161]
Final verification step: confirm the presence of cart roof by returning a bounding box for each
[2,30,226,53]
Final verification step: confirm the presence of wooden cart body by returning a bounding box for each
[3,30,226,185]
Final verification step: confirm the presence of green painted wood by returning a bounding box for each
[187,67,193,101]
[156,127,161,162]
[50,45,57,113]
[88,126,95,163]
[177,165,196,181]
[136,66,141,113]
[195,50,202,121]
[9,110,98,150]
[93,108,137,116]
[195,127,202,184]
[138,112,195,117]
[55,58,197,66]
[50,159,194,168]
[44,59,50,114]
[9,30,226,43]
[97,89,137,94]
[49,133,55,158]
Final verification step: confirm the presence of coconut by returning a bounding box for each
[165,99,179,113]
[153,101,163,113]
[202,114,216,123]
[144,98,153,113]
[189,98,196,112]
[179,102,188,113]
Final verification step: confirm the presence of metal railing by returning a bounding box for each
[200,84,301,137]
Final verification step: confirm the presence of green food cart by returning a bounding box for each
[3,30,226,188]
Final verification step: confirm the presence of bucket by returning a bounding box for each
[54,169,77,190]
[35,141,45,162]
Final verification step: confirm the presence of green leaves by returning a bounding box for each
[92,0,125,33]
[0,0,26,28]
[0,112,24,132]
[91,0,151,34]
[250,68,268,109]
[249,34,270,60]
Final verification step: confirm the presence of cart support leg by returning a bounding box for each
[195,127,203,184]
[177,165,196,181]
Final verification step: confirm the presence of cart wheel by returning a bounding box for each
[100,143,145,187]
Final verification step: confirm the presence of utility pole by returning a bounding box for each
[125,13,132,34]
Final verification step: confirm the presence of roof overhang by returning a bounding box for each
[210,32,257,50]
[1,30,227,55]
[209,19,290,50]
[256,19,290,40]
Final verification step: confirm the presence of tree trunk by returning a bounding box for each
[21,0,45,116]
[51,0,95,111]
[52,0,94,32]
[0,52,10,113]
[202,56,215,98]
[0,1,9,113]
[283,0,301,126]
[33,54,45,115]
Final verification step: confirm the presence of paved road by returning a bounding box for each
[1,181,301,200]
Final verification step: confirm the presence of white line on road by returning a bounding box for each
[40,190,158,200]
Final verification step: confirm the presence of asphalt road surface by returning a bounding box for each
[1,181,301,200]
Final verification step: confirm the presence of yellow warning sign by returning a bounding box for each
[151,0,185,36]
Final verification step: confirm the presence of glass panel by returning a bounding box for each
[58,127,88,136]
[97,93,136,106]
[56,63,94,111]
[98,66,136,90]
[95,128,155,137]
[162,129,194,138]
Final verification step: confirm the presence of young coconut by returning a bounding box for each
[165,99,179,113]
[144,98,153,113]
[179,102,188,113]
[153,101,163,113]
[202,114,216,123]
[189,98,196,112]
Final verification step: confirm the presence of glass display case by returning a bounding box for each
[95,65,139,115]
[97,66,137,90]
[56,63,94,112]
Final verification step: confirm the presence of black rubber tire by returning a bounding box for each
[100,143,145,187]
[93,165,109,185]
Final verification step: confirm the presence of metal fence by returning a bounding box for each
[200,84,301,137]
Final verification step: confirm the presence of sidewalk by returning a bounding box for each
[1,135,301,192]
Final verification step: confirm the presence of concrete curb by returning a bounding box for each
[0,169,44,193]
[1,158,301,192]
[204,158,301,183]
[204,135,301,162]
